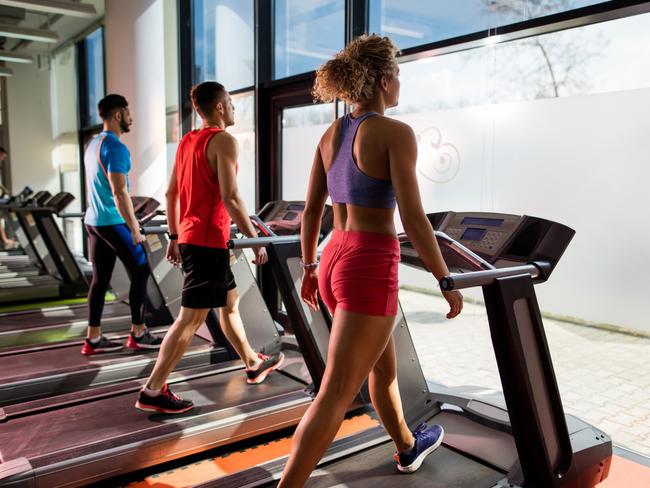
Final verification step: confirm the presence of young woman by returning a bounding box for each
[278,35,464,487]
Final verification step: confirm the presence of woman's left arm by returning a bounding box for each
[300,144,329,310]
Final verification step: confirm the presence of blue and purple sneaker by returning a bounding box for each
[394,423,445,473]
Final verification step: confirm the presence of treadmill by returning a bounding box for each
[0,187,36,272]
[0,200,335,488]
[0,210,220,404]
[0,190,60,300]
[0,204,313,405]
[0,191,90,304]
[0,197,173,349]
[150,211,612,488]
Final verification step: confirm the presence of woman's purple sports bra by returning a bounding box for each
[326,112,397,209]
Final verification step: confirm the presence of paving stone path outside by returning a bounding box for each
[399,288,650,457]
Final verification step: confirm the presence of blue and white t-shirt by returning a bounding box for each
[84,131,131,226]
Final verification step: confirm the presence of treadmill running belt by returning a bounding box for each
[306,443,504,487]
[0,335,215,406]
[0,369,305,465]
[0,301,129,329]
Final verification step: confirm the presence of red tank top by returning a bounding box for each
[176,127,235,248]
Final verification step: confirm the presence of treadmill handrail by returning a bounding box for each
[439,262,551,291]
[141,225,168,235]
[227,235,301,249]
[139,209,166,226]
[58,212,85,219]
[250,215,277,236]
[434,230,495,271]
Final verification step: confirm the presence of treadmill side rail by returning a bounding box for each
[26,391,311,488]
[0,457,34,488]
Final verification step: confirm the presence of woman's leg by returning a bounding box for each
[368,336,414,452]
[278,308,396,488]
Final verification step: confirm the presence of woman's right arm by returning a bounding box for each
[389,121,463,318]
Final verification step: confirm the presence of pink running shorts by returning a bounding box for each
[318,230,400,317]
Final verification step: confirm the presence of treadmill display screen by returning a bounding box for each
[461,217,504,227]
[288,204,305,211]
[461,227,486,241]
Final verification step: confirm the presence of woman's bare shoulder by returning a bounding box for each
[363,115,415,143]
[318,118,342,150]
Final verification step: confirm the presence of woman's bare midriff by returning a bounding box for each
[332,203,396,237]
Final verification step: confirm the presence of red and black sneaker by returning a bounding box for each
[81,336,124,355]
[135,384,194,414]
[245,352,285,384]
[125,328,163,350]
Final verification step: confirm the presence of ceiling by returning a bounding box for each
[0,0,104,55]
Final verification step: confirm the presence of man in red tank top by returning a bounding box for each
[136,82,284,414]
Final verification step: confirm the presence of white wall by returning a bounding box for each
[281,88,650,333]
[391,89,650,332]
[105,0,168,203]
[6,63,58,194]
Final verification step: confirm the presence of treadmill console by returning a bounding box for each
[434,212,525,263]
[46,192,75,214]
[401,211,575,280]
[257,200,334,240]
[131,196,161,218]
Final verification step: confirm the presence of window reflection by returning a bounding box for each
[194,0,254,90]
[369,0,607,50]
[85,28,105,127]
[385,11,650,343]
[281,103,335,200]
[230,92,256,211]
[274,0,345,79]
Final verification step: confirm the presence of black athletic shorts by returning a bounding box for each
[179,244,237,309]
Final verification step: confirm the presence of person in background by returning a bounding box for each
[82,94,163,355]
[0,146,17,249]
[278,35,464,487]
[135,82,284,414]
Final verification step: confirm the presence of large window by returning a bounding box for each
[281,103,336,201]
[386,10,650,456]
[274,0,345,79]
[191,2,256,208]
[165,0,180,176]
[52,45,83,254]
[390,10,650,329]
[230,91,256,211]
[193,0,254,90]
[83,28,105,127]
[369,0,609,50]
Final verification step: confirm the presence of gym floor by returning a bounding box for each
[401,288,650,458]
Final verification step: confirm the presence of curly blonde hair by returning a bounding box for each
[312,34,400,104]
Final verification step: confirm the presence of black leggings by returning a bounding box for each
[86,223,150,327]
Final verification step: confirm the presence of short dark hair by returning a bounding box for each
[0,146,6,154]
[190,82,226,115]
[98,94,128,120]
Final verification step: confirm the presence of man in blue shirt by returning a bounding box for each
[82,94,162,355]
